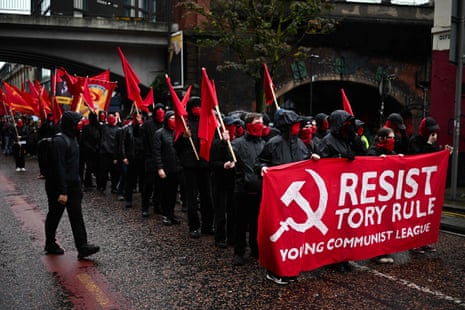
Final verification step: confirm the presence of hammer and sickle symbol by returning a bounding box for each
[270,169,328,242]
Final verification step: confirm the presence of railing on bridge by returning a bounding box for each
[0,0,30,15]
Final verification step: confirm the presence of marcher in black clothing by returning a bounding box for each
[174,97,214,239]
[384,112,409,154]
[11,118,29,171]
[317,109,364,273]
[230,112,265,266]
[257,109,319,285]
[141,103,165,217]
[38,113,57,178]
[408,116,453,254]
[312,112,329,148]
[154,111,181,225]
[44,111,100,259]
[210,116,238,249]
[367,127,399,264]
[96,114,120,193]
[81,112,101,188]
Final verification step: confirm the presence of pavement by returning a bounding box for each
[0,155,464,309]
[441,187,465,235]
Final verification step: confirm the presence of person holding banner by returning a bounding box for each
[384,112,409,155]
[408,116,453,254]
[367,127,399,264]
[316,109,365,273]
[257,109,319,284]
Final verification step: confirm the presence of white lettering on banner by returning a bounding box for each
[270,169,328,242]
[338,166,438,206]
[335,205,387,229]
[392,197,436,222]
[279,242,325,261]
[278,223,431,262]
[395,223,430,239]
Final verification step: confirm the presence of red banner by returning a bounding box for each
[258,151,450,277]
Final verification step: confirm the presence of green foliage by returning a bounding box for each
[178,0,335,110]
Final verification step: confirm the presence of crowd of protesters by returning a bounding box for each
[0,101,452,285]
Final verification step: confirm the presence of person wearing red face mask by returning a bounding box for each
[174,97,214,239]
[367,127,399,264]
[257,109,319,285]
[154,111,182,226]
[230,112,265,266]
[96,114,120,193]
[141,103,166,217]
[408,116,452,254]
[299,117,316,153]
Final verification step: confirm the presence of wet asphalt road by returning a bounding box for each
[0,155,464,309]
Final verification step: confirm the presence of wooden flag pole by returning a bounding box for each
[214,105,237,162]
[270,84,280,110]
[179,114,200,161]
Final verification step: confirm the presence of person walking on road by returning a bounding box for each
[44,111,100,259]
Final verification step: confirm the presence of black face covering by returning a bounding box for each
[341,123,356,142]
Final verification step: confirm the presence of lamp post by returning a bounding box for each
[309,54,319,115]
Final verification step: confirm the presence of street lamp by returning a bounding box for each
[309,54,319,115]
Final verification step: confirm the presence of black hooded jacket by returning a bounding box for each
[48,111,82,194]
[317,110,361,159]
[256,109,309,170]
[154,111,180,175]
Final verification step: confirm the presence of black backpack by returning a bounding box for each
[37,133,71,179]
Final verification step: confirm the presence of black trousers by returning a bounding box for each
[213,172,235,244]
[13,143,26,168]
[141,160,160,212]
[45,182,88,250]
[233,191,261,257]
[160,172,178,218]
[183,167,214,232]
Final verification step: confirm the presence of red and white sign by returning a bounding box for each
[258,151,450,277]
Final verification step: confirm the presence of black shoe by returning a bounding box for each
[125,203,132,209]
[162,216,173,226]
[170,217,181,225]
[189,229,201,239]
[44,243,64,255]
[328,263,346,273]
[142,211,149,218]
[78,244,100,259]
[232,255,245,266]
[215,241,228,249]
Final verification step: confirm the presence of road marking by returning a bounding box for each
[77,273,111,307]
[0,170,133,309]
[354,264,465,307]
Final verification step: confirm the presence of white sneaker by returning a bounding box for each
[16,168,21,172]
[266,272,289,285]
[21,168,26,172]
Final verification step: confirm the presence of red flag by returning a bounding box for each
[341,88,354,116]
[117,47,143,110]
[263,63,275,105]
[0,88,7,115]
[141,87,154,113]
[81,76,96,112]
[166,75,190,141]
[199,68,219,161]
[3,82,38,116]
[52,96,63,126]
[80,77,117,113]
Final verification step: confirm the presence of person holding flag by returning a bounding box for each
[11,117,29,172]
[174,97,214,239]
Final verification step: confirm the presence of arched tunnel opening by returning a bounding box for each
[282,80,409,140]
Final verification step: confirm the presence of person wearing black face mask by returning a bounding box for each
[316,109,366,273]
[44,111,100,259]
[316,110,366,160]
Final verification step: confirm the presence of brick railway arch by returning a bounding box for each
[273,72,425,135]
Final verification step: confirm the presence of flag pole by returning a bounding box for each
[214,105,237,162]
[9,110,21,148]
[179,115,200,161]
[270,84,280,110]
